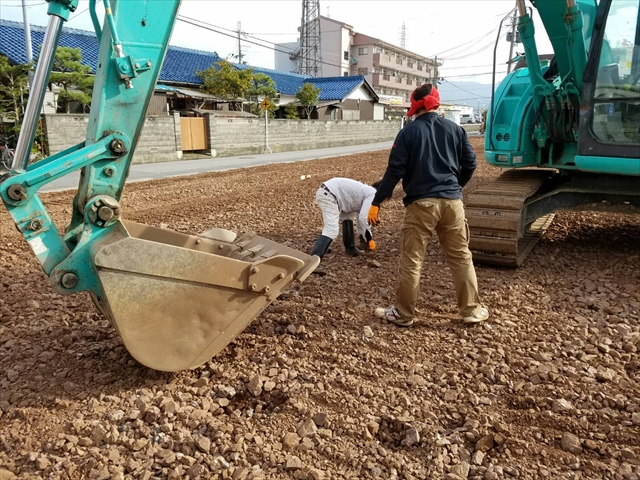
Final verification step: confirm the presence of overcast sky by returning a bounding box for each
[2,0,556,89]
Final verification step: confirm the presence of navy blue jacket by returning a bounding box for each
[372,113,477,207]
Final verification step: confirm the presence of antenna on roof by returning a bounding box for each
[400,22,406,50]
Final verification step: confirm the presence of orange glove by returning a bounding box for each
[368,240,376,251]
[368,205,380,226]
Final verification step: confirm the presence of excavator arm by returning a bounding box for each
[0,0,320,371]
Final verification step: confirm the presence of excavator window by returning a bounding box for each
[592,0,640,145]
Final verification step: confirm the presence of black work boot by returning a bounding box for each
[310,235,332,276]
[343,220,364,257]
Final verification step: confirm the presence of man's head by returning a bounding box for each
[407,84,440,118]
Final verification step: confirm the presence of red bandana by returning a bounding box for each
[407,87,440,117]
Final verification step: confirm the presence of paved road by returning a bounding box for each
[42,141,394,192]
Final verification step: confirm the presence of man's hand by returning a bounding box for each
[368,205,380,226]
[368,240,376,251]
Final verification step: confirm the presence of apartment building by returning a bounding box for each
[275,16,440,109]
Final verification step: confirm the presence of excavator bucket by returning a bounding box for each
[89,221,319,372]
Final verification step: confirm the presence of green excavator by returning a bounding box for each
[0,0,319,372]
[467,0,640,267]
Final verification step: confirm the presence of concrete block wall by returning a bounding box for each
[43,113,182,164]
[206,116,400,157]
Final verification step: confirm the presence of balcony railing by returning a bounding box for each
[374,52,435,76]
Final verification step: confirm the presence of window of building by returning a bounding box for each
[396,57,403,65]
[396,76,402,83]
[358,47,368,55]
[343,71,349,76]
[407,78,413,86]
[408,61,414,68]
[357,67,368,75]
[344,51,349,61]
[417,64,423,71]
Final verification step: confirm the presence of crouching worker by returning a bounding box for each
[310,178,379,276]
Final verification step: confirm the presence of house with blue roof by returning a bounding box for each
[0,19,383,120]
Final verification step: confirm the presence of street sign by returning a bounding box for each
[260,98,271,110]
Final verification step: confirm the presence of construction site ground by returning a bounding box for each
[1,137,639,480]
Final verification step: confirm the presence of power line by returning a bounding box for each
[441,79,487,97]
[178,15,505,84]
[429,26,499,58]
[67,0,102,23]
[443,70,508,79]
[440,63,497,71]
[176,16,349,73]
[444,35,505,61]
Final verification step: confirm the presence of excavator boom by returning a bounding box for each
[0,0,320,371]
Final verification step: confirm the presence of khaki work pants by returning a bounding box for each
[395,198,481,320]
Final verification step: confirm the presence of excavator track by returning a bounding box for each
[466,169,555,268]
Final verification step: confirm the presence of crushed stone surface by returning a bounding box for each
[1,138,639,479]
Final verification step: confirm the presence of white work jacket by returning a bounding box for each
[323,177,376,239]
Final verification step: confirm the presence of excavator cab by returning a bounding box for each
[0,0,319,371]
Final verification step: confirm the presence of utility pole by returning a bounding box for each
[400,22,406,49]
[507,6,518,73]
[235,21,245,64]
[21,0,34,88]
[434,55,439,84]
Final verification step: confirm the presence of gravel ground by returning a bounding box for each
[1,138,639,480]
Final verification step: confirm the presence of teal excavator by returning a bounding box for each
[467,0,640,267]
[0,0,319,371]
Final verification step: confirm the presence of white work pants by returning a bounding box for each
[316,187,357,240]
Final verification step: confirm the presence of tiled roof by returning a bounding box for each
[161,46,219,84]
[304,75,373,101]
[0,20,377,102]
[236,64,309,96]
[1,19,100,70]
[0,19,219,85]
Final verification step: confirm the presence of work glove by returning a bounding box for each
[368,240,376,251]
[368,205,380,226]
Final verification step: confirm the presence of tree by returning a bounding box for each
[48,47,93,113]
[246,73,279,117]
[197,59,254,111]
[284,103,299,119]
[296,82,320,120]
[0,56,30,140]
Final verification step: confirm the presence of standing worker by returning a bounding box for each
[369,84,489,326]
[310,178,379,275]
